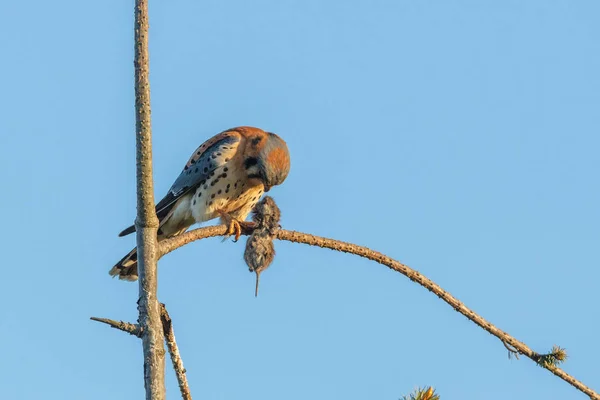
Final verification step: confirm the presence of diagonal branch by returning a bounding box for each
[157,225,599,400]
[91,317,142,337]
[160,304,192,400]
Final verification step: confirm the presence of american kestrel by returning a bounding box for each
[110,126,291,281]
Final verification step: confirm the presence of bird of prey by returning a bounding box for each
[110,126,290,281]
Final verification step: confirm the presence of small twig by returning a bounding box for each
[91,310,191,400]
[90,317,142,337]
[502,340,520,360]
[157,225,599,399]
[160,304,192,400]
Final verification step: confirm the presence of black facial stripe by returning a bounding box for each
[247,173,261,179]
[244,157,258,169]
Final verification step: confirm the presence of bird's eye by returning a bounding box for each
[244,157,258,169]
[251,137,262,146]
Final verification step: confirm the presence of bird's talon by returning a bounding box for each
[233,222,242,242]
[219,211,244,241]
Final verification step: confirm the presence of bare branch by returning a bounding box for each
[277,230,598,399]
[159,225,229,257]
[91,317,142,337]
[160,304,192,400]
[157,225,599,399]
[133,0,165,398]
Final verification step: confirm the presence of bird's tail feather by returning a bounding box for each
[109,247,139,281]
[112,197,182,281]
[118,225,136,237]
[118,193,178,237]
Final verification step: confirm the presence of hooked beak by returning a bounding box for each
[257,162,272,192]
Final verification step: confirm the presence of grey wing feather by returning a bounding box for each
[118,134,241,237]
[163,134,240,209]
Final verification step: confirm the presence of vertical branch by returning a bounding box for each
[134,0,165,398]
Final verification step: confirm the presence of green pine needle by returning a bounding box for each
[400,386,440,400]
[537,345,568,368]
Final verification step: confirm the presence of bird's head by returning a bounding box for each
[243,129,290,192]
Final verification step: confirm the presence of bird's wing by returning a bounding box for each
[118,130,242,237]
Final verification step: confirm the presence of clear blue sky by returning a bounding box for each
[0,1,598,399]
